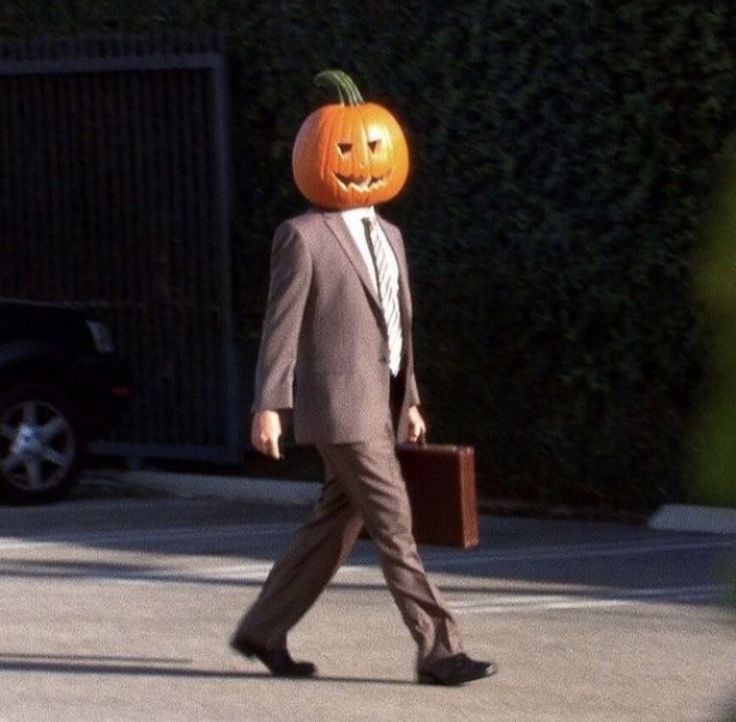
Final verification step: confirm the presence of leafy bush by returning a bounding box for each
[691,140,736,508]
[3,0,735,509]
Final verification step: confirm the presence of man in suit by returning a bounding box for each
[230,204,496,685]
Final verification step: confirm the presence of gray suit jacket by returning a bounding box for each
[252,208,421,444]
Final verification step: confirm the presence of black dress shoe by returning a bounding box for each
[230,635,317,678]
[418,653,497,686]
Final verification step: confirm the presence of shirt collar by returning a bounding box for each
[341,205,376,223]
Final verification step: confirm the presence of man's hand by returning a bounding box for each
[406,405,427,444]
[251,410,282,459]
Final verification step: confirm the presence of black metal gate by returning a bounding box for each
[0,33,243,463]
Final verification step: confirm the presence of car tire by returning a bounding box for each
[0,382,83,504]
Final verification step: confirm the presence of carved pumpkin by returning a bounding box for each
[292,70,410,210]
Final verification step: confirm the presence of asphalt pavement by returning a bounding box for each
[1,478,735,722]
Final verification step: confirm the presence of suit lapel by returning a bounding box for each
[321,210,411,343]
[322,211,382,309]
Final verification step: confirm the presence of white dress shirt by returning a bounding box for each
[341,206,400,296]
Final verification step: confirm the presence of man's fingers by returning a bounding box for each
[250,410,283,459]
[253,434,280,459]
[408,422,427,444]
[265,437,281,459]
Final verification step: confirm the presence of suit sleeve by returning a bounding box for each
[393,226,421,408]
[404,309,421,409]
[252,221,312,411]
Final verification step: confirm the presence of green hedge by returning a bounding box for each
[3,1,735,509]
[692,140,736,509]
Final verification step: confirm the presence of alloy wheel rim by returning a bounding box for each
[0,399,76,491]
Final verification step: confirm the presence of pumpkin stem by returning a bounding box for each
[314,69,364,106]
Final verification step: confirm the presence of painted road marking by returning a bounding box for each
[0,522,297,551]
[1,549,727,614]
[448,584,728,614]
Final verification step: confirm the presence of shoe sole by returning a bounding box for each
[417,662,498,686]
[230,638,256,658]
[230,637,316,678]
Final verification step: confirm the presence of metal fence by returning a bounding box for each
[0,32,243,463]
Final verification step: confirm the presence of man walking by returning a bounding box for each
[230,70,495,686]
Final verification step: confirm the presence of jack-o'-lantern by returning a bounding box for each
[292,69,410,209]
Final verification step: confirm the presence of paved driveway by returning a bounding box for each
[0,495,734,721]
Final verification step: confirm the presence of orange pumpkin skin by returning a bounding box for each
[292,71,409,210]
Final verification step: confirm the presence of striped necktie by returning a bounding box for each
[362,217,403,376]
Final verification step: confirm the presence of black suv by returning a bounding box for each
[0,299,130,503]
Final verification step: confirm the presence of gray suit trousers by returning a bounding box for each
[234,424,463,667]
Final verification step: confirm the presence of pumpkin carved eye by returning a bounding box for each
[368,140,380,153]
[337,142,352,156]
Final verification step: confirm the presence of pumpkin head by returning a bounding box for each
[292,70,410,210]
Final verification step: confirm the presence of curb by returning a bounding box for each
[647,504,736,535]
[83,471,736,534]
[83,470,322,507]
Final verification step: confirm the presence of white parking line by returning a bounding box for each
[0,522,297,551]
[10,555,721,615]
[419,538,736,568]
[449,585,728,615]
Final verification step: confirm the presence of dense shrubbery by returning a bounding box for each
[2,1,735,509]
[692,141,736,509]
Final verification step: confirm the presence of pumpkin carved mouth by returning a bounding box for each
[334,170,391,192]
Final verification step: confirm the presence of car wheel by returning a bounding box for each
[0,382,83,504]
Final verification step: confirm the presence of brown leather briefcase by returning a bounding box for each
[396,443,480,549]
